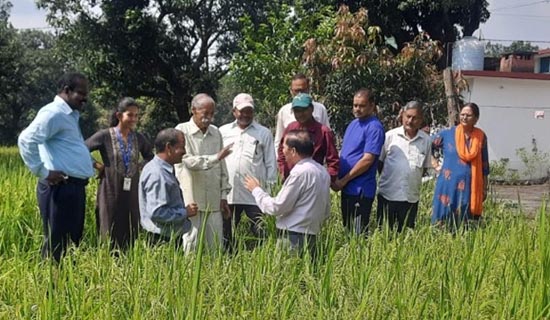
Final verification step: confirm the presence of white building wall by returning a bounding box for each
[463,76,550,179]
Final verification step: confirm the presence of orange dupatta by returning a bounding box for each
[455,124,485,215]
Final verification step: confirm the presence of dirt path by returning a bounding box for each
[491,183,549,215]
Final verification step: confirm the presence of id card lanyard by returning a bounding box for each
[115,127,133,191]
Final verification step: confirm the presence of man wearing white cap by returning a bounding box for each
[219,93,277,250]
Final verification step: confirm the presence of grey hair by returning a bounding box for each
[402,100,424,115]
[191,93,215,110]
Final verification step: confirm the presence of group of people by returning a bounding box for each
[17,72,489,261]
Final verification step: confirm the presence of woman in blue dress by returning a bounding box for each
[432,103,489,227]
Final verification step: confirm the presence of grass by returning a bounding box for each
[0,147,549,319]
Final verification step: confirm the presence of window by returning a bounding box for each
[540,57,550,73]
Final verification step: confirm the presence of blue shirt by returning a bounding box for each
[339,116,385,198]
[139,156,192,237]
[18,96,94,179]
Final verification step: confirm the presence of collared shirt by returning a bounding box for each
[251,158,330,235]
[339,116,385,198]
[219,120,277,205]
[139,156,192,237]
[18,95,94,179]
[174,120,231,212]
[274,101,330,153]
[378,126,432,202]
[277,120,339,179]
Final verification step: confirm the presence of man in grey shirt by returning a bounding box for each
[139,128,198,243]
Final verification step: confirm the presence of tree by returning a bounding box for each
[36,0,275,125]
[485,41,539,58]
[232,5,447,136]
[0,1,74,144]
[298,0,490,52]
[230,3,335,129]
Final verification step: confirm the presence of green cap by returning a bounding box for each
[292,93,313,108]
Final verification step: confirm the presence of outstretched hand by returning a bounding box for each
[217,143,234,160]
[244,175,261,192]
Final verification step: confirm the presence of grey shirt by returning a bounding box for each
[139,156,191,237]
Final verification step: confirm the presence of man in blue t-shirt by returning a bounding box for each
[333,89,385,235]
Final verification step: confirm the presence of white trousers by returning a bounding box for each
[182,211,223,253]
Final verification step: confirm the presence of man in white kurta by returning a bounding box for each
[175,94,232,250]
[273,73,330,153]
[219,93,277,248]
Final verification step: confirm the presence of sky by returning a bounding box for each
[7,0,550,49]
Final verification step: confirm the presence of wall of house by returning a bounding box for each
[463,76,550,180]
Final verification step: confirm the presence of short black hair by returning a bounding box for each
[462,102,480,118]
[155,128,183,152]
[354,88,375,103]
[291,73,309,82]
[57,72,87,93]
[284,130,313,157]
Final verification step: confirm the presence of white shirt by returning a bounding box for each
[378,126,432,203]
[251,158,331,235]
[274,101,330,153]
[220,120,277,205]
[174,121,231,212]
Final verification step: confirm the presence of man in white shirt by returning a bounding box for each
[377,101,432,232]
[274,73,330,153]
[220,93,277,249]
[244,130,331,257]
[175,94,233,250]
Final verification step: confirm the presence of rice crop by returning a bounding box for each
[0,147,549,319]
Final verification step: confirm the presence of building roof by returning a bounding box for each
[462,70,550,81]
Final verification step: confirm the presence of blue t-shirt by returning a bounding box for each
[339,116,385,198]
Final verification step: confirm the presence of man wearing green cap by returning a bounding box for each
[274,74,330,154]
[277,93,339,182]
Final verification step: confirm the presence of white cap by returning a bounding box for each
[233,93,254,110]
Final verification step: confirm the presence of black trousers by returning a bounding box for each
[341,193,374,236]
[37,177,88,262]
[223,204,263,249]
[376,195,419,232]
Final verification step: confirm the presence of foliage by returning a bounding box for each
[230,3,335,129]
[0,1,83,144]
[516,138,550,181]
[36,0,275,126]
[2,147,550,318]
[485,41,540,58]
[305,6,446,134]
[489,158,520,183]
[305,0,490,52]
[232,5,447,136]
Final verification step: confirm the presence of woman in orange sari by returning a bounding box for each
[432,103,489,226]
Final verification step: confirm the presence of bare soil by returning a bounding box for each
[491,183,550,215]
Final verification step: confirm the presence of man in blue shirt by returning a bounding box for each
[333,89,385,236]
[139,128,198,245]
[18,72,94,261]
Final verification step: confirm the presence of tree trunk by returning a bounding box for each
[443,68,459,126]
